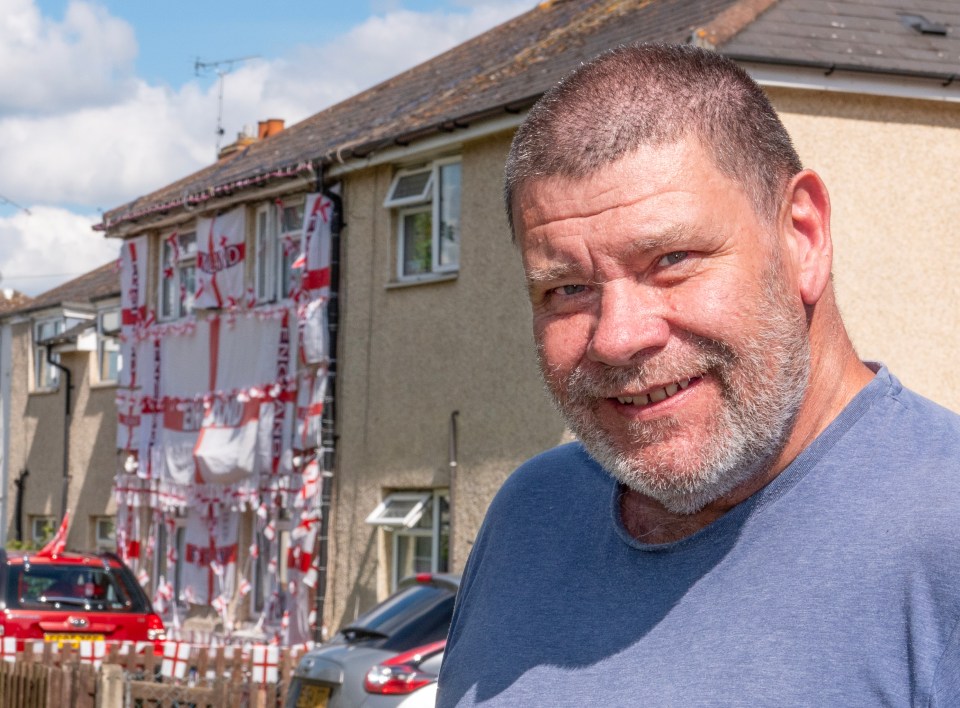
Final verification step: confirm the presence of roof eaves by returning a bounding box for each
[722,52,960,86]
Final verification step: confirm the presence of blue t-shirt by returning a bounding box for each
[437,367,960,706]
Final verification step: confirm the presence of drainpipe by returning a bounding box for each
[314,181,342,644]
[448,411,459,570]
[13,469,28,542]
[45,345,72,525]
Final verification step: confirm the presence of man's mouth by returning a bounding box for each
[614,378,693,406]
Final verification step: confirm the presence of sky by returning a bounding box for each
[0,0,533,295]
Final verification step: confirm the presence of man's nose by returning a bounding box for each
[586,283,670,367]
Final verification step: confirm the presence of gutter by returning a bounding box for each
[97,98,539,234]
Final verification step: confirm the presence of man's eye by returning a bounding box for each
[658,251,688,267]
[554,284,586,296]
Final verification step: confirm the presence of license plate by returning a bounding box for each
[44,633,105,648]
[295,684,331,708]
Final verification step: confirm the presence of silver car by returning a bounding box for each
[287,574,458,708]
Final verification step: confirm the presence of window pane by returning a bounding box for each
[282,204,304,232]
[99,339,120,381]
[96,518,116,544]
[179,231,197,257]
[100,310,121,333]
[256,210,273,301]
[36,347,58,388]
[396,535,433,581]
[390,170,431,202]
[402,211,432,276]
[438,162,461,269]
[280,238,302,298]
[180,265,196,316]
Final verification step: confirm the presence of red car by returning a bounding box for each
[0,549,165,650]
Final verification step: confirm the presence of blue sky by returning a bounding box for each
[2,0,531,294]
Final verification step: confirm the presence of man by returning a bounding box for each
[437,44,960,706]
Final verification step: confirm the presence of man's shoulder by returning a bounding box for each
[480,442,611,526]
[499,442,606,495]
[872,370,960,457]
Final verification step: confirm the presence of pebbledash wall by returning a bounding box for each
[325,86,960,627]
[2,312,120,552]
[770,87,960,409]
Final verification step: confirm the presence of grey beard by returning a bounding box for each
[540,277,811,515]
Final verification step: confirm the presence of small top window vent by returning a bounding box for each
[384,168,433,207]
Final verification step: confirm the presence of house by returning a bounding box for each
[0,263,121,554]
[98,0,960,638]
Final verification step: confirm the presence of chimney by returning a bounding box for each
[258,119,285,139]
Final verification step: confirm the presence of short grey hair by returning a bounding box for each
[504,43,803,239]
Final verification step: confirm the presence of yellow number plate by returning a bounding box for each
[44,633,105,648]
[295,684,331,708]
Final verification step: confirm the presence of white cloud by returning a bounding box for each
[0,0,532,292]
[0,206,119,295]
[212,1,534,141]
[0,0,138,115]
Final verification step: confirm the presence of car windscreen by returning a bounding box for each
[341,583,455,652]
[6,564,148,612]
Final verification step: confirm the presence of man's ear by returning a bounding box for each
[780,169,832,305]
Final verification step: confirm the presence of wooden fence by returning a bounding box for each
[0,640,311,708]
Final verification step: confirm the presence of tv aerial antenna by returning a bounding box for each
[194,55,260,155]
[0,192,30,216]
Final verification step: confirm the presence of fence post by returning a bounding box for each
[96,664,124,708]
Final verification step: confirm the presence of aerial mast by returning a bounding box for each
[194,55,260,156]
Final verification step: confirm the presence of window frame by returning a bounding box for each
[159,229,198,320]
[254,198,306,304]
[366,490,450,591]
[95,307,121,385]
[32,318,64,391]
[251,513,294,616]
[30,516,55,545]
[254,204,277,304]
[93,516,116,553]
[386,157,461,282]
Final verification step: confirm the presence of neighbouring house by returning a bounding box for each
[0,263,121,554]
[97,0,960,639]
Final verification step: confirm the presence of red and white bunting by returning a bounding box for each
[161,641,192,679]
[0,637,16,663]
[251,644,279,684]
[79,640,106,669]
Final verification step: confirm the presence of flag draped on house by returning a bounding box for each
[195,208,246,309]
[113,192,334,642]
[300,193,333,299]
[182,510,238,605]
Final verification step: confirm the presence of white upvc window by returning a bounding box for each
[255,199,306,303]
[159,230,197,320]
[255,204,277,303]
[366,490,450,591]
[30,516,55,545]
[153,512,187,606]
[385,158,461,281]
[96,308,121,384]
[93,516,116,553]
[251,513,293,616]
[33,318,64,390]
